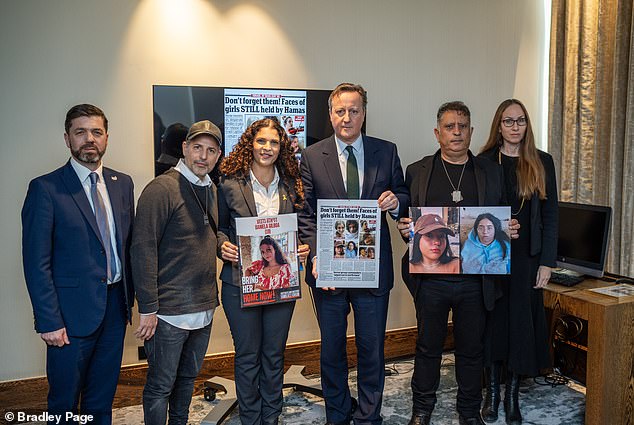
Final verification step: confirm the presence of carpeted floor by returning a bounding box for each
[111,353,585,425]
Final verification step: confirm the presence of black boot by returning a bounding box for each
[504,371,522,425]
[458,413,485,425]
[481,364,501,422]
[408,410,432,425]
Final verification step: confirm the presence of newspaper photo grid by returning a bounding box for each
[316,200,381,288]
[235,214,301,307]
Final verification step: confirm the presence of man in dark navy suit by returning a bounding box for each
[299,83,409,425]
[22,104,135,424]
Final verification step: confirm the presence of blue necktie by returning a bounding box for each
[89,172,115,282]
[345,145,360,199]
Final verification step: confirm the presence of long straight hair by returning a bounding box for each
[480,99,546,200]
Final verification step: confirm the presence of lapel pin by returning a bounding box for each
[111,176,118,181]
[282,194,287,201]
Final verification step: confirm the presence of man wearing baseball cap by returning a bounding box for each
[131,120,222,425]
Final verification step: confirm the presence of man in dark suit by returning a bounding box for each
[22,104,135,424]
[299,83,410,425]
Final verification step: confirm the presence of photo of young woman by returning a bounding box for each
[245,236,295,290]
[409,214,460,274]
[345,241,358,258]
[334,220,346,239]
[460,212,511,274]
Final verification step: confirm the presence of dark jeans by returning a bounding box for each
[312,288,389,425]
[411,279,485,418]
[222,283,295,425]
[143,318,212,425]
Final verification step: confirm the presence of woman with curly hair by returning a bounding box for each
[218,117,309,425]
[478,99,558,425]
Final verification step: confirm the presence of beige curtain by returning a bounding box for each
[549,0,634,276]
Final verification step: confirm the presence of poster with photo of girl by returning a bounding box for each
[236,214,301,307]
[408,206,511,274]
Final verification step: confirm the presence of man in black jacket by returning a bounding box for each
[397,102,518,425]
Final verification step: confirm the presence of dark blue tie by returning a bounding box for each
[89,172,115,282]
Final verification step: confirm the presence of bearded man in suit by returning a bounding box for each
[22,103,135,424]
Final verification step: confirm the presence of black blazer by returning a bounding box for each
[298,135,410,296]
[479,147,558,267]
[402,150,505,311]
[217,173,300,287]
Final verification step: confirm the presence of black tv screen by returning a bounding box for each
[152,85,361,177]
[557,202,612,277]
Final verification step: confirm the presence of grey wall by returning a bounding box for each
[0,0,549,381]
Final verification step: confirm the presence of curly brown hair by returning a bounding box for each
[220,118,304,208]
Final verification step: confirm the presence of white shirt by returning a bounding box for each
[152,159,215,330]
[250,167,280,216]
[335,135,365,195]
[70,158,122,284]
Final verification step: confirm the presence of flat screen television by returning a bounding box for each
[152,85,365,177]
[556,201,612,278]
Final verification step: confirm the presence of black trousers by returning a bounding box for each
[222,282,295,425]
[410,279,486,418]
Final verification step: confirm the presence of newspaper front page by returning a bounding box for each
[316,200,380,288]
[224,88,307,156]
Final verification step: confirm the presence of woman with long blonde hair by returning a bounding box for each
[478,99,558,425]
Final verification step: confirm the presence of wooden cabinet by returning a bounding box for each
[543,279,634,425]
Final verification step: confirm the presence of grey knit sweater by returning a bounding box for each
[131,169,219,315]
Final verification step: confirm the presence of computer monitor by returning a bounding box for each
[556,201,612,278]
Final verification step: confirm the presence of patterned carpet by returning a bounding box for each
[112,354,586,425]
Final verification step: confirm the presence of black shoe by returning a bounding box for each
[481,363,501,422]
[458,414,485,425]
[504,371,523,425]
[408,410,432,425]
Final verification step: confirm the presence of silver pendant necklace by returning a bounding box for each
[441,158,467,203]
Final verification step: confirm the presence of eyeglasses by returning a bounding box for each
[501,117,527,127]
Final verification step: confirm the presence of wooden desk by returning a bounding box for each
[544,279,634,425]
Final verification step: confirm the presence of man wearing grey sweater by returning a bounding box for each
[131,120,222,425]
